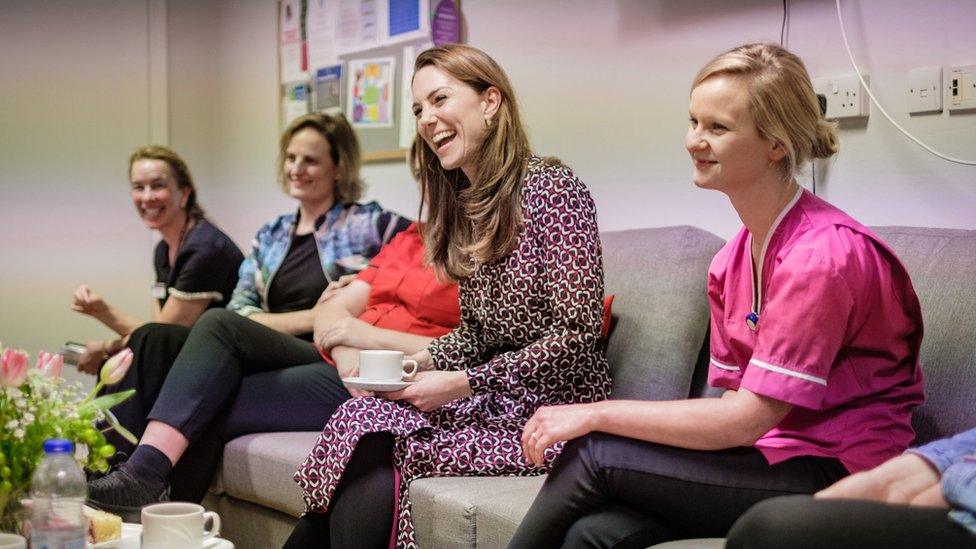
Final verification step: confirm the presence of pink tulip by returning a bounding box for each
[100,348,133,385]
[1,347,29,388]
[35,351,64,379]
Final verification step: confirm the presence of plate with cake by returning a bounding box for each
[85,507,136,548]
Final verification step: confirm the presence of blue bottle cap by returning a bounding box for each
[43,439,74,454]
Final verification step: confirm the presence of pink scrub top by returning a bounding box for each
[707,188,924,474]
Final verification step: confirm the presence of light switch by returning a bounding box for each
[908,66,942,114]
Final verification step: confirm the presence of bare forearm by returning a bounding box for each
[358,326,434,354]
[249,309,315,335]
[312,305,352,335]
[95,305,143,336]
[587,397,778,450]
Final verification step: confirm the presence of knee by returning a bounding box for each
[557,432,628,474]
[128,322,176,347]
[192,308,242,339]
[196,308,238,329]
[726,495,812,549]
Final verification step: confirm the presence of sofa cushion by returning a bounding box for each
[601,226,724,401]
[410,475,546,549]
[218,431,320,518]
[870,226,976,445]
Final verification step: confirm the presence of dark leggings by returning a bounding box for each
[283,433,396,549]
[100,322,190,457]
[109,309,351,501]
[727,495,975,548]
[508,432,849,549]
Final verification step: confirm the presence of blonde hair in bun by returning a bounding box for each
[694,43,838,182]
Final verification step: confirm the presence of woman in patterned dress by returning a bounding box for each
[287,44,612,548]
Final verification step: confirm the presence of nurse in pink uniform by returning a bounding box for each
[508,43,925,549]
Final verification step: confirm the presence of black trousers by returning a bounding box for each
[109,309,351,501]
[726,495,975,548]
[508,432,849,549]
[282,433,396,549]
[101,322,190,457]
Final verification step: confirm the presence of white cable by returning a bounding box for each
[835,0,976,166]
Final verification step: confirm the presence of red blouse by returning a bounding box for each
[355,223,459,336]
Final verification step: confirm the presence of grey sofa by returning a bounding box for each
[202,225,976,549]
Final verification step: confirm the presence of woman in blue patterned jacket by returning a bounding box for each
[88,113,411,516]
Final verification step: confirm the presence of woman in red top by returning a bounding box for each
[314,222,461,397]
[86,148,461,509]
[118,219,461,505]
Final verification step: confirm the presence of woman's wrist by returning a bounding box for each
[98,340,112,360]
[453,370,472,399]
[585,401,608,434]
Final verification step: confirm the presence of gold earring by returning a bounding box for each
[484,117,491,129]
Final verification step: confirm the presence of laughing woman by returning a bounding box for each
[71,147,243,374]
[288,44,612,548]
[508,43,925,548]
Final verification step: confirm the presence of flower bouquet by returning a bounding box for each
[0,343,136,534]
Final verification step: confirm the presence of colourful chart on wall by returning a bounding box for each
[347,57,396,128]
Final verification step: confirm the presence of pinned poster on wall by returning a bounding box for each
[279,0,305,83]
[387,0,430,44]
[347,57,396,128]
[282,0,463,161]
[314,65,343,113]
[283,82,311,126]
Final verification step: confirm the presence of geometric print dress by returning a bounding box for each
[294,156,613,548]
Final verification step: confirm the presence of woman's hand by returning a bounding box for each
[332,346,373,398]
[815,453,944,507]
[382,370,471,412]
[316,274,359,305]
[316,317,374,351]
[408,349,433,371]
[71,284,108,317]
[521,403,600,466]
[76,340,107,375]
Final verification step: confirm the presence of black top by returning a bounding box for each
[266,232,329,315]
[154,217,244,309]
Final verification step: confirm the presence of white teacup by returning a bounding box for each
[141,502,220,549]
[0,533,26,549]
[359,350,418,381]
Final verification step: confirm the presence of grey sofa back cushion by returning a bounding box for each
[871,226,976,445]
[601,226,724,401]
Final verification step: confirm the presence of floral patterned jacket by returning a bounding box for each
[227,201,411,317]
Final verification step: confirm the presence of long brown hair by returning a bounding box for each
[693,43,838,182]
[414,44,532,281]
[129,146,204,219]
[277,112,364,204]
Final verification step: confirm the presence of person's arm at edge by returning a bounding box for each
[522,388,791,465]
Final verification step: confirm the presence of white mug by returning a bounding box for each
[359,350,419,381]
[0,533,26,549]
[141,502,220,549]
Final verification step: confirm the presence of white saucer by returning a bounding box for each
[342,376,416,392]
[89,523,233,548]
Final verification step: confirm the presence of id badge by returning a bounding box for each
[151,282,168,299]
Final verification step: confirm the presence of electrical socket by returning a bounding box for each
[812,74,870,119]
[948,65,976,112]
[908,66,943,114]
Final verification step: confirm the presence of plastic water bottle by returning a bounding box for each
[30,439,86,549]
